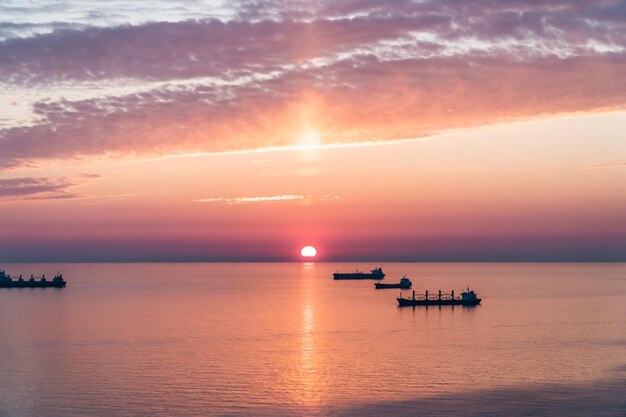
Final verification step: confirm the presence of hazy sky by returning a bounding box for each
[0,0,625,261]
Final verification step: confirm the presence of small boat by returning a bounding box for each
[333,267,385,280]
[0,269,67,288]
[397,287,481,307]
[375,276,412,289]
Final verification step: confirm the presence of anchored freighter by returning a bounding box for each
[333,267,385,280]
[0,269,66,288]
[375,276,412,289]
[397,287,480,307]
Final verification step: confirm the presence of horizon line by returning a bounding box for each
[1,260,625,264]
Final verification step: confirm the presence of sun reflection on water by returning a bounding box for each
[297,262,323,412]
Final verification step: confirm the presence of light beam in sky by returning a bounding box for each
[297,130,321,149]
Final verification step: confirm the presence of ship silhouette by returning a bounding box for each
[333,267,385,280]
[0,269,66,288]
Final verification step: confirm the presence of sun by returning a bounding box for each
[300,245,317,258]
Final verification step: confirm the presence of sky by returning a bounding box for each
[0,0,625,262]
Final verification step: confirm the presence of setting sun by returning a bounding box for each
[300,245,317,258]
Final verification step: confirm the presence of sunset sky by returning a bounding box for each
[0,0,625,261]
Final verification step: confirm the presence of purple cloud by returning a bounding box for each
[0,0,625,169]
[1,52,624,170]
[0,15,454,85]
[1,1,624,84]
[0,177,76,199]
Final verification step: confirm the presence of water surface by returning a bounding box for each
[0,263,624,416]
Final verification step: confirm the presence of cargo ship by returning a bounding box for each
[397,287,480,307]
[333,267,385,280]
[375,276,412,289]
[0,269,66,288]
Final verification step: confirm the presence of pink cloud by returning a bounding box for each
[0,0,625,169]
[1,52,624,169]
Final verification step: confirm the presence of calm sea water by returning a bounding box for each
[0,263,624,417]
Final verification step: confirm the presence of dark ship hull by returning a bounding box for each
[334,273,384,280]
[0,280,66,288]
[375,283,412,289]
[397,298,480,307]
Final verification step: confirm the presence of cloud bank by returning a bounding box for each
[1,0,625,169]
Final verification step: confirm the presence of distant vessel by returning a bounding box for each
[375,276,412,289]
[0,269,66,288]
[397,287,480,307]
[333,267,385,280]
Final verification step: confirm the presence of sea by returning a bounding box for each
[0,262,624,417]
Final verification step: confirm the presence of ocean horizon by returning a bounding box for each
[3,260,625,263]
